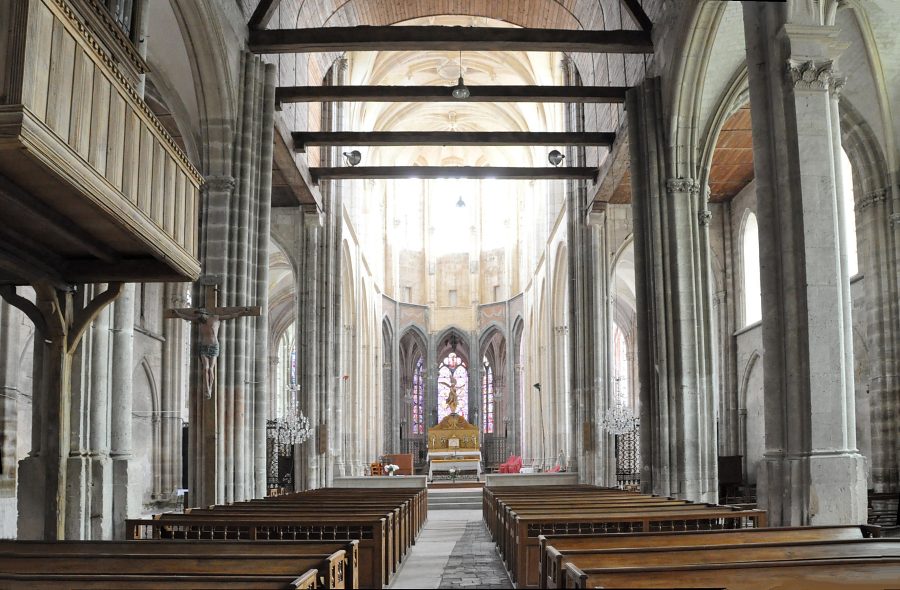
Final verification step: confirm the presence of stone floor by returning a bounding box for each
[389,501,513,589]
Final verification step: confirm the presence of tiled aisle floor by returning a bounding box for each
[389,509,513,589]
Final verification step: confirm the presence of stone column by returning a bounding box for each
[586,208,611,485]
[298,206,322,488]
[190,175,235,508]
[742,2,867,525]
[627,77,718,503]
[161,283,187,500]
[855,185,899,492]
[0,301,20,496]
[252,62,276,498]
[110,284,136,538]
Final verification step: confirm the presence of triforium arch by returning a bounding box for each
[397,326,428,448]
[478,325,508,465]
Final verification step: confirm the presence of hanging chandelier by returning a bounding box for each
[600,377,637,435]
[277,386,313,446]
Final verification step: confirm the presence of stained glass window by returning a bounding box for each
[482,356,494,433]
[437,352,468,421]
[412,357,425,435]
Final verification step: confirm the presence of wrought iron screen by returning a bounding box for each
[615,420,641,489]
[266,419,295,491]
[400,438,426,473]
[483,436,508,472]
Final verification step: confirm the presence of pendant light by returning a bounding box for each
[451,50,470,100]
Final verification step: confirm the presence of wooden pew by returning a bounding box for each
[513,507,765,587]
[0,570,319,589]
[0,552,346,587]
[0,539,358,590]
[538,524,880,589]
[484,485,766,588]
[562,557,900,589]
[180,504,402,574]
[129,515,385,589]
[128,486,426,589]
[548,538,900,588]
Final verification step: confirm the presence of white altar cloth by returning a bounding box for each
[426,450,482,461]
[428,458,482,479]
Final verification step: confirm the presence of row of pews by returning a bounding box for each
[0,487,426,589]
[484,484,900,589]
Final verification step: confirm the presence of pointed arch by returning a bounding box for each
[739,210,762,327]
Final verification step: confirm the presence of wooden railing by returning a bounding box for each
[0,0,202,283]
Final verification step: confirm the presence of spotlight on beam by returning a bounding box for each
[533,383,542,392]
[548,150,565,167]
[343,150,361,167]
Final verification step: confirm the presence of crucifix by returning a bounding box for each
[164,280,260,398]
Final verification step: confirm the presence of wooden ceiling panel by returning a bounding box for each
[708,105,754,203]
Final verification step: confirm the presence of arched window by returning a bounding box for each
[613,324,629,407]
[840,148,859,277]
[437,352,469,421]
[742,213,762,326]
[275,322,296,419]
[411,357,425,435]
[482,356,494,434]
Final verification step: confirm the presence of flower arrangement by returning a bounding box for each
[383,464,400,476]
[448,466,459,482]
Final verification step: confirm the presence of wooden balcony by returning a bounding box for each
[0,0,202,284]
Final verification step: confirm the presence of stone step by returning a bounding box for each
[428,501,482,511]
[428,494,481,505]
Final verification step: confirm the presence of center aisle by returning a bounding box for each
[389,489,513,589]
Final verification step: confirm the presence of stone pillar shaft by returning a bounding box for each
[628,77,718,503]
[110,283,135,538]
[741,2,866,525]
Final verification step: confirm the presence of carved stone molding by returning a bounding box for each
[829,75,847,98]
[666,178,700,195]
[788,59,834,90]
[698,209,712,226]
[890,213,900,227]
[855,188,888,212]
[203,176,236,194]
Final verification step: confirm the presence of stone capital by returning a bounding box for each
[829,74,847,98]
[203,175,235,194]
[788,59,834,90]
[698,209,712,226]
[666,178,699,195]
[891,213,900,227]
[302,205,324,228]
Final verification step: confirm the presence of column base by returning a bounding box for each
[16,456,47,539]
[112,457,139,539]
[758,452,867,526]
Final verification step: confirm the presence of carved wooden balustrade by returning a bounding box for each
[0,0,202,284]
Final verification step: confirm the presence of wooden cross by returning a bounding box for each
[164,282,261,398]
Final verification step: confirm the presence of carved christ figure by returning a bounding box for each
[169,307,256,398]
[438,375,460,414]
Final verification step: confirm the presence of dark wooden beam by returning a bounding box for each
[620,0,654,32]
[293,131,615,152]
[250,26,653,54]
[310,166,598,183]
[248,0,283,30]
[275,85,628,104]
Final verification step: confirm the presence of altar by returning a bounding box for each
[426,411,482,481]
[427,452,482,479]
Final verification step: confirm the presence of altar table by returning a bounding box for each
[428,458,482,480]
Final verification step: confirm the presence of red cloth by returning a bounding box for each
[499,455,522,474]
